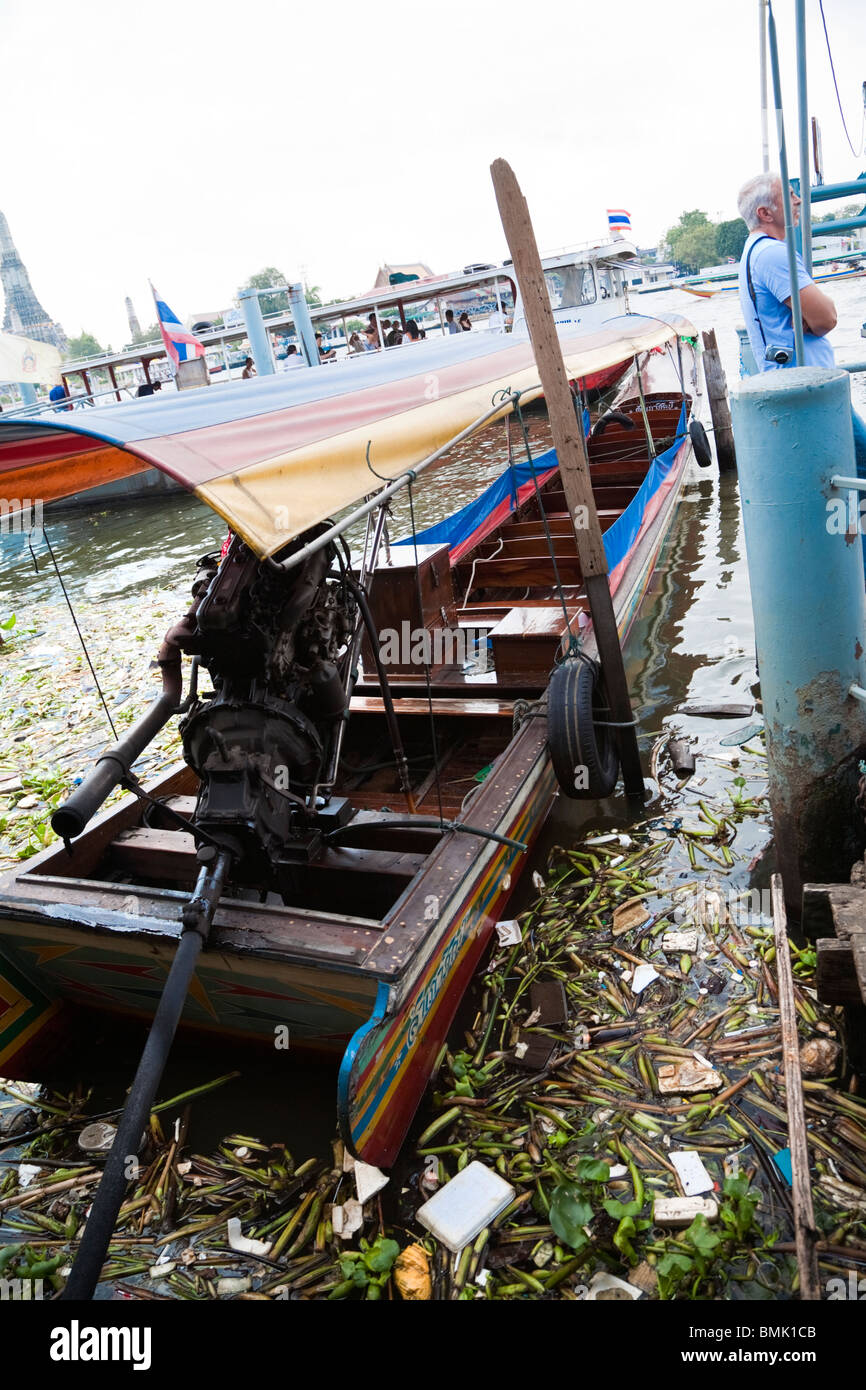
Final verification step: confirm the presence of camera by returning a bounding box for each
[764,344,791,365]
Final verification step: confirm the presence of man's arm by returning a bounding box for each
[785,283,837,337]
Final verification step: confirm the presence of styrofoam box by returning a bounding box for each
[416,1161,515,1252]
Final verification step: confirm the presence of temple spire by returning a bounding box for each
[0,209,67,351]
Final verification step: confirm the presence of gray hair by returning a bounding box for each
[737,173,781,229]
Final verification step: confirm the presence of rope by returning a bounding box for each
[41,530,118,740]
[819,0,862,157]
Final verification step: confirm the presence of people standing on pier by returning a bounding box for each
[242,357,256,379]
[443,308,460,335]
[736,171,866,473]
[316,332,336,361]
[459,312,472,331]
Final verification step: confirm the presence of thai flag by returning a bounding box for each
[150,283,205,367]
[607,209,632,235]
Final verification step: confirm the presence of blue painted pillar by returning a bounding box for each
[17,382,37,405]
[731,367,866,911]
[288,283,320,368]
[237,288,275,375]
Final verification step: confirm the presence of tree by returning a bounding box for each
[664,211,720,274]
[305,284,322,307]
[813,201,863,225]
[715,219,748,261]
[130,323,160,346]
[65,330,104,359]
[240,268,290,317]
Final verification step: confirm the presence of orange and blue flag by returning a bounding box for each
[150,283,206,367]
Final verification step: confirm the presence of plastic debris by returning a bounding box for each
[226,1216,272,1257]
[653,1196,719,1226]
[629,1261,659,1295]
[16,1163,42,1189]
[216,1275,251,1296]
[799,1037,840,1076]
[613,899,651,935]
[679,702,754,718]
[585,1271,643,1300]
[495,919,522,947]
[670,1150,715,1196]
[631,963,660,994]
[77,1121,118,1154]
[416,1161,514,1252]
[661,929,698,954]
[720,720,764,747]
[657,1057,722,1094]
[354,1160,389,1205]
[393,1243,432,1300]
[332,1199,364,1240]
[772,1148,793,1187]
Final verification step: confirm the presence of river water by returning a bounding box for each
[1,282,865,1161]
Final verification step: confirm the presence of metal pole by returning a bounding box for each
[238,287,275,375]
[16,382,37,405]
[494,278,504,333]
[760,0,770,171]
[767,1,806,366]
[731,367,866,912]
[287,282,319,367]
[795,0,813,273]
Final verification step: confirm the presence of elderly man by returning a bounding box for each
[737,171,866,470]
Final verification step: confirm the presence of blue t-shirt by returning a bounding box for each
[738,233,835,371]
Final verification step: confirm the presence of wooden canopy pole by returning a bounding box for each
[490,158,644,797]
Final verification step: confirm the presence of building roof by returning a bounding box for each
[372,263,435,289]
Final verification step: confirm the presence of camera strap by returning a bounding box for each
[744,235,772,346]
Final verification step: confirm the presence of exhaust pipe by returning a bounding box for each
[51,611,195,842]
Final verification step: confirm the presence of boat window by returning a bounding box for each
[598,270,612,301]
[544,264,596,310]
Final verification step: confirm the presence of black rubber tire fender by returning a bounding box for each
[590,409,636,440]
[547,658,619,800]
[689,419,713,468]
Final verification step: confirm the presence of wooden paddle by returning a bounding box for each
[490,158,644,797]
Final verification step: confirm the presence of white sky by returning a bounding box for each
[1,0,864,347]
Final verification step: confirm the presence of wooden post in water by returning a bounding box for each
[771,874,820,1301]
[702,329,737,471]
[490,158,644,798]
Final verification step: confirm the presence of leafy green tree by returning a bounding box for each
[813,201,863,224]
[715,219,748,261]
[130,323,160,346]
[240,268,290,317]
[665,210,718,274]
[305,284,322,307]
[65,330,104,359]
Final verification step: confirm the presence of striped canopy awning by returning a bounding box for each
[0,313,694,559]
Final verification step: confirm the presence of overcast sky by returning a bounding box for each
[2,0,864,347]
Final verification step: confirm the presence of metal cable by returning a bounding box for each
[819,0,861,157]
[41,529,118,740]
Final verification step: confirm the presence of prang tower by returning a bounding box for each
[0,210,67,351]
[125,296,142,342]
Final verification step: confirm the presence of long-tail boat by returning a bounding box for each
[0,311,700,1167]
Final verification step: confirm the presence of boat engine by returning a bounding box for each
[177,533,356,874]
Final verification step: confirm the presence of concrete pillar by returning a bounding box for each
[731,366,866,912]
[238,287,275,375]
[287,283,319,368]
